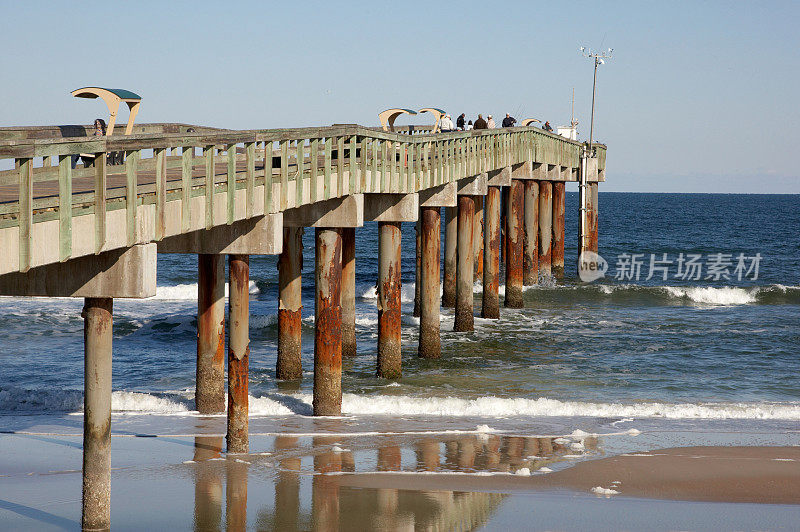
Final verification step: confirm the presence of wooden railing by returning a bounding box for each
[0,124,605,275]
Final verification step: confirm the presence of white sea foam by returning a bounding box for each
[515,467,531,476]
[663,286,756,305]
[4,387,800,421]
[591,486,620,496]
[356,282,415,303]
[148,281,260,300]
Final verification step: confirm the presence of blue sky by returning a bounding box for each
[2,1,798,192]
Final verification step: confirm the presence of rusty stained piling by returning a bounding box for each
[552,182,566,277]
[522,181,539,286]
[538,181,553,276]
[341,227,356,357]
[227,254,250,454]
[377,221,402,378]
[473,196,484,281]
[454,195,475,332]
[418,206,441,358]
[277,227,303,379]
[590,182,599,252]
[82,297,113,532]
[442,206,457,308]
[504,180,524,308]
[413,220,421,318]
[501,186,509,265]
[314,228,343,416]
[197,254,226,413]
[481,186,501,319]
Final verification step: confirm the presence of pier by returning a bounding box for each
[0,121,606,529]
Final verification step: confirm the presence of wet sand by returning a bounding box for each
[338,445,800,505]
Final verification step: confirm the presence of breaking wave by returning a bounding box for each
[3,387,798,420]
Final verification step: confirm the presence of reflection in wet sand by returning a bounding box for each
[185,433,584,530]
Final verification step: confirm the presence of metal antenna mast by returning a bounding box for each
[578,46,613,261]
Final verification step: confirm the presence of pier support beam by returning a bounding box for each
[82,297,113,532]
[277,227,304,379]
[538,181,553,277]
[442,206,457,308]
[473,196,484,281]
[314,228,343,416]
[227,255,249,454]
[418,207,441,358]
[552,182,566,277]
[481,186,501,319]
[523,181,539,286]
[505,180,524,308]
[377,222,402,378]
[341,227,356,358]
[197,254,226,413]
[454,195,475,332]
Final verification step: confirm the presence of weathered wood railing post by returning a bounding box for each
[314,228,343,416]
[377,221,402,378]
[552,182,566,277]
[504,180,524,308]
[523,181,539,285]
[442,206,457,308]
[342,227,357,357]
[538,181,553,277]
[418,206,441,358]
[482,186,502,319]
[454,195,475,332]
[197,254,226,413]
[82,297,113,531]
[277,227,303,379]
[227,254,250,453]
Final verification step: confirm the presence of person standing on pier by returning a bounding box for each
[466,120,474,130]
[474,115,488,129]
[502,113,516,127]
[487,115,496,129]
[543,121,553,132]
[456,113,466,130]
[440,114,455,132]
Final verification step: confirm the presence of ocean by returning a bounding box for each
[1,192,798,428]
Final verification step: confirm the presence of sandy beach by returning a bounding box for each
[338,445,800,505]
[2,415,799,530]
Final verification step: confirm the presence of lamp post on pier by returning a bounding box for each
[579,46,612,266]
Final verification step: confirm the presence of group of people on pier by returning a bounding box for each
[439,112,553,133]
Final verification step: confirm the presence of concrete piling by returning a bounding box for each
[418,206,441,358]
[377,222,402,378]
[442,206,457,308]
[314,228,343,416]
[481,186,501,319]
[341,227,356,357]
[277,227,303,379]
[473,196,484,281]
[522,181,539,286]
[538,181,553,276]
[197,254,226,414]
[227,254,250,454]
[552,182,566,277]
[82,297,113,531]
[454,195,475,332]
[504,180,524,308]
